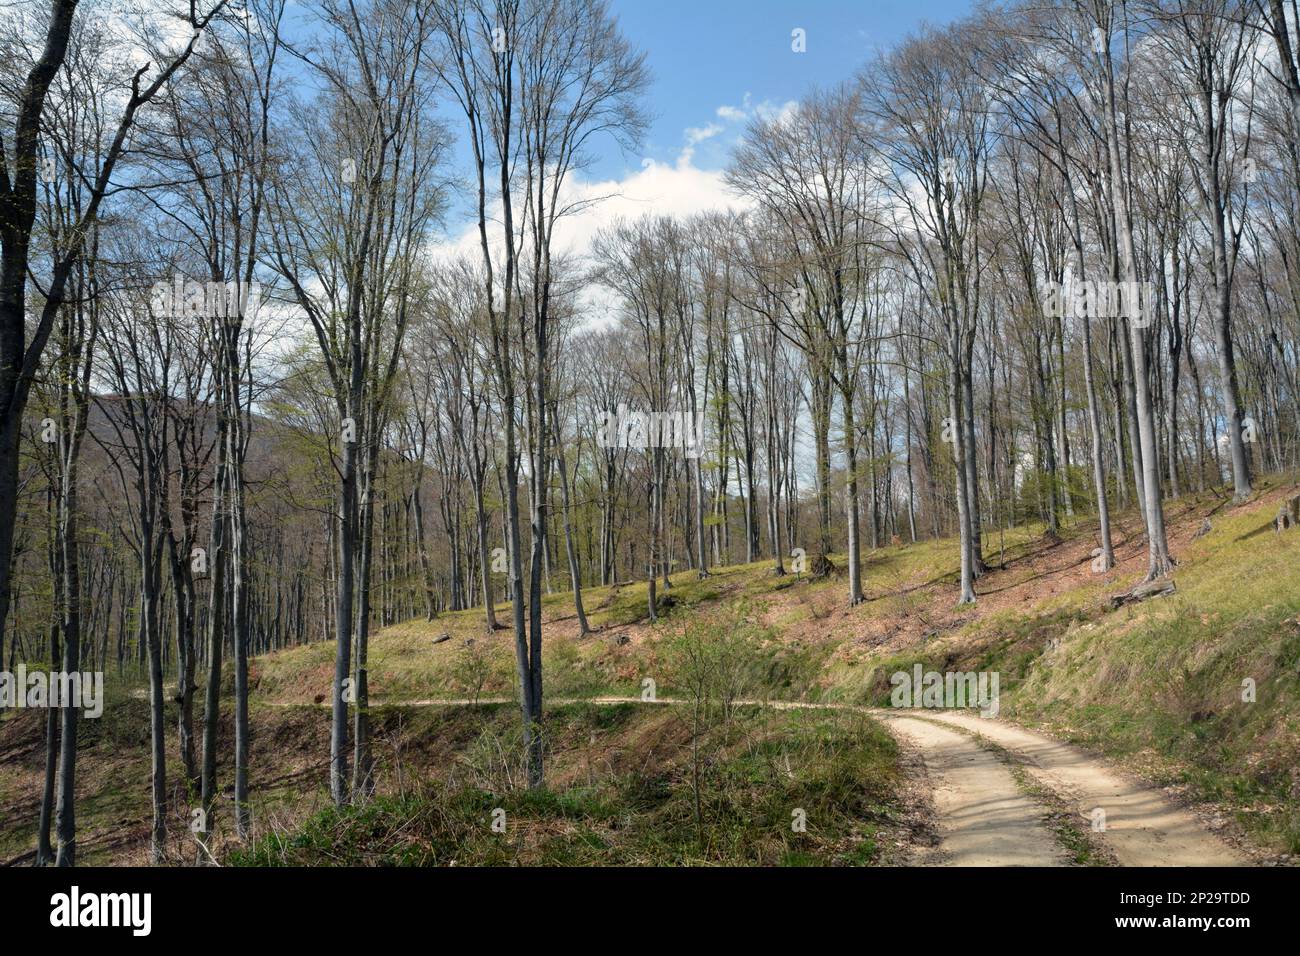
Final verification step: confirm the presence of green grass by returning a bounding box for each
[9,474,1300,864]
[243,477,1300,855]
[227,703,907,866]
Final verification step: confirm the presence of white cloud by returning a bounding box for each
[431,148,750,325]
[435,110,751,265]
[714,92,799,128]
[552,156,745,258]
[678,122,724,167]
[716,91,753,123]
[684,122,723,146]
[430,94,798,326]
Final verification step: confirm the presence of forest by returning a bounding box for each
[0,0,1298,875]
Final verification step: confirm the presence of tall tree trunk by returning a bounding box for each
[556,440,590,635]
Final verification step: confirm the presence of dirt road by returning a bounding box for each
[878,712,1069,865]
[910,710,1245,866]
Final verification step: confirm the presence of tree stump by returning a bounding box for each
[1276,495,1300,534]
[812,553,836,577]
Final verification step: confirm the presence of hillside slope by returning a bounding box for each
[4,475,1298,864]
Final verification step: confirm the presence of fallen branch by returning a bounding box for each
[1109,579,1176,610]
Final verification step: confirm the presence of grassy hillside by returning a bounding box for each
[0,697,911,866]
[227,703,908,866]
[848,481,1300,853]
[4,473,1299,863]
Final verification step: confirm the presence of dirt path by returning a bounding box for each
[911,710,1246,866]
[877,713,1068,866]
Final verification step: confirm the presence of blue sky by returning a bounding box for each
[596,0,974,180]
[432,0,975,264]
